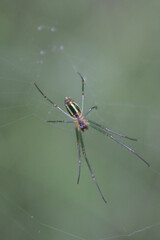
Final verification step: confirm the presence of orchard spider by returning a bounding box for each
[34,73,150,203]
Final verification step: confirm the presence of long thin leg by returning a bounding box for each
[84,106,98,117]
[88,119,137,141]
[47,120,73,123]
[78,130,107,203]
[34,82,72,119]
[75,128,81,184]
[77,72,85,114]
[89,120,150,167]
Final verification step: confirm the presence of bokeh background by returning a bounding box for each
[0,0,160,239]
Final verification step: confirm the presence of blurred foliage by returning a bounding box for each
[0,0,160,239]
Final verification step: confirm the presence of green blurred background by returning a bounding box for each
[0,0,160,239]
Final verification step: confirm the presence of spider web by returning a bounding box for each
[0,1,160,240]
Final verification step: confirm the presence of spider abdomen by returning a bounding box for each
[65,97,88,131]
[65,97,81,118]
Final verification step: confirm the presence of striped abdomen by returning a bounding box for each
[65,97,88,131]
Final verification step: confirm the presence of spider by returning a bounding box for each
[34,72,150,203]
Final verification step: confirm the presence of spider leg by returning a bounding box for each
[47,120,73,123]
[34,82,72,119]
[78,129,107,203]
[84,106,98,117]
[75,128,81,184]
[88,120,137,141]
[77,72,85,114]
[89,120,150,167]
